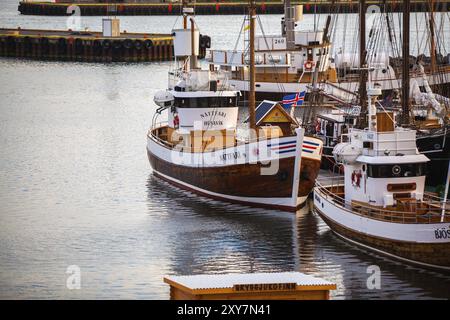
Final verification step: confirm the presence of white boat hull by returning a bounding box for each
[313,185,450,271]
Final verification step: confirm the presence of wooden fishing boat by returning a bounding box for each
[147,3,323,211]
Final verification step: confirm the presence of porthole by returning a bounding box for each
[392,165,401,175]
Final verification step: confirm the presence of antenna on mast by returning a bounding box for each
[401,0,411,126]
[358,0,368,128]
[248,0,256,132]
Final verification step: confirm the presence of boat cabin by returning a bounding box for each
[335,121,430,208]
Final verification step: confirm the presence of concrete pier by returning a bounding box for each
[0,28,210,62]
[18,1,449,16]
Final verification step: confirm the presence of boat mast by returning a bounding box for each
[190,16,198,69]
[429,0,437,73]
[284,0,295,50]
[359,0,368,128]
[183,0,188,29]
[401,0,411,125]
[249,0,256,131]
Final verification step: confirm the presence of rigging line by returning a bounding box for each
[387,10,402,93]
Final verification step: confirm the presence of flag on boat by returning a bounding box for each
[282,91,306,109]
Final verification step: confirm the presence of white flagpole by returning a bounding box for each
[441,160,450,222]
[291,127,305,209]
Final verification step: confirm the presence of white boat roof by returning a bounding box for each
[357,154,429,164]
[170,90,239,98]
[164,272,335,290]
[318,113,347,123]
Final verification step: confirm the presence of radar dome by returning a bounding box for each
[333,143,362,165]
[154,90,174,108]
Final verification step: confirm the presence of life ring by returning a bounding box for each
[134,40,143,50]
[144,39,153,49]
[123,39,133,49]
[173,114,180,128]
[315,119,321,133]
[351,170,362,188]
[304,60,315,71]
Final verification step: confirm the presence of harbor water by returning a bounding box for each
[0,0,449,299]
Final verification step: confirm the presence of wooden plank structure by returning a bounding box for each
[164,272,336,300]
[18,1,449,16]
[0,28,209,62]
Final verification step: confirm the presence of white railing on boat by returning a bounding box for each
[209,50,291,67]
[314,177,450,224]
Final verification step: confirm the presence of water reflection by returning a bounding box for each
[146,173,450,299]
[146,174,298,275]
[296,203,450,299]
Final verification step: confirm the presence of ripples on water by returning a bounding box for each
[0,0,449,299]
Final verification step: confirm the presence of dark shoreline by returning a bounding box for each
[18,1,449,16]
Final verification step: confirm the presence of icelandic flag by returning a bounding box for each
[282,91,306,109]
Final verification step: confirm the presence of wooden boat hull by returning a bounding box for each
[313,186,450,271]
[147,134,322,211]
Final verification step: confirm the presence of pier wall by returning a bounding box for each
[0,29,209,62]
[18,1,449,16]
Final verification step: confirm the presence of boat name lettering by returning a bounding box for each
[434,227,450,240]
[203,120,224,126]
[221,151,241,161]
[200,111,227,119]
[314,194,321,203]
[233,283,296,292]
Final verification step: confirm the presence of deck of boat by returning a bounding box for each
[315,176,450,224]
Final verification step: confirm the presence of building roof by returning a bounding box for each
[164,272,335,290]
[244,100,295,126]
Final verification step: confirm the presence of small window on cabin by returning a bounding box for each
[367,163,427,178]
[198,98,208,108]
[188,98,198,108]
[208,97,217,108]
[363,141,373,149]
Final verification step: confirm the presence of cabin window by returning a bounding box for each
[367,163,427,178]
[174,97,237,108]
[363,141,373,149]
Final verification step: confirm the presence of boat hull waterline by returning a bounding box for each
[147,131,322,211]
[314,186,450,271]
